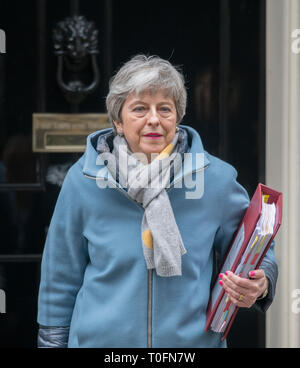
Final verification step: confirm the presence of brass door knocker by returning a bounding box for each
[53,15,100,109]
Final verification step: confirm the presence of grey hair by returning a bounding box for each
[106,55,187,132]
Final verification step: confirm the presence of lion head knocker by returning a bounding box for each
[53,15,100,108]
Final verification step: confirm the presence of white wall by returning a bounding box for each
[266,0,300,348]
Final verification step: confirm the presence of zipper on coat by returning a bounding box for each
[147,269,153,348]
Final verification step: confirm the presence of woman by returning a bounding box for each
[37,55,277,348]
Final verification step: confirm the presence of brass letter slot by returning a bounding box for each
[32,113,110,152]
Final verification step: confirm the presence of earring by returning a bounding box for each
[118,131,124,137]
[176,127,179,132]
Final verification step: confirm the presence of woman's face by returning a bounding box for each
[114,90,177,163]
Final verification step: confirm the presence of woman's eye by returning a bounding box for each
[160,106,171,113]
[133,106,145,112]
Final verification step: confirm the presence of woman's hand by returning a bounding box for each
[219,270,268,308]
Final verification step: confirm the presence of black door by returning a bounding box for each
[0,0,266,347]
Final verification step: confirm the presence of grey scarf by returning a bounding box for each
[97,128,189,277]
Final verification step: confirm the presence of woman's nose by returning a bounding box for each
[147,108,160,124]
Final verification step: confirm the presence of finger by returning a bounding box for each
[220,277,247,297]
[225,285,246,304]
[220,272,260,305]
[227,293,252,308]
[221,283,255,308]
[219,282,250,307]
[219,272,261,307]
[223,273,263,301]
[219,277,249,303]
[248,269,265,280]
[222,271,252,290]
[227,293,244,307]
[250,270,269,297]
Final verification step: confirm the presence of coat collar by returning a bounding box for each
[82,124,210,185]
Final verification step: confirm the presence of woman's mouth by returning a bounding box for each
[144,133,163,139]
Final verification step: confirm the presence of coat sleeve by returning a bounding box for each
[37,326,70,348]
[213,166,278,312]
[37,163,89,346]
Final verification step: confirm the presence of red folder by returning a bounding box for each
[205,183,282,340]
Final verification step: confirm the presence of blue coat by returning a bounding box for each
[37,124,277,348]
